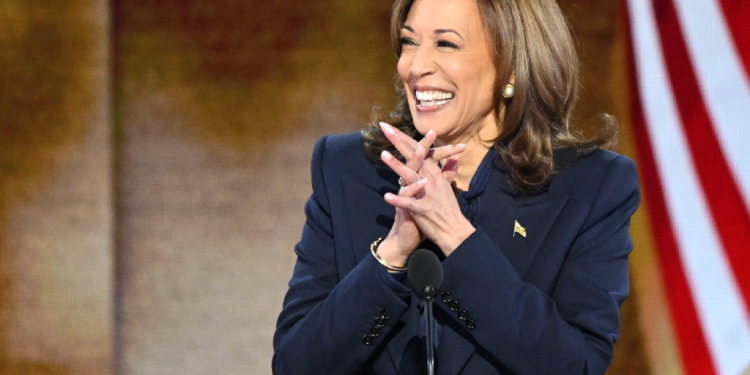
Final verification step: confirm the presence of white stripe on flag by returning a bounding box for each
[627,0,750,374]
[672,0,750,215]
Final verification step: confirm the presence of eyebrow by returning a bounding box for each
[435,29,464,39]
[402,25,464,40]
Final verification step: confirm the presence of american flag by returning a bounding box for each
[626,0,750,373]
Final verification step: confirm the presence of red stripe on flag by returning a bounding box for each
[716,0,750,80]
[624,2,717,374]
[653,0,750,312]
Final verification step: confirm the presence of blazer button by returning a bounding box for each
[374,318,386,329]
[466,320,476,330]
[458,310,469,321]
[441,292,452,303]
[369,327,380,337]
[379,309,391,320]
[363,334,376,346]
[449,301,460,312]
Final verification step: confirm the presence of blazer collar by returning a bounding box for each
[490,152,549,206]
[490,146,580,204]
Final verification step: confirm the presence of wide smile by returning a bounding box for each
[415,89,454,112]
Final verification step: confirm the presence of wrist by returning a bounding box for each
[371,237,408,272]
[438,222,475,256]
[379,236,413,267]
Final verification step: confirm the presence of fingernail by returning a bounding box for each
[385,193,395,201]
[380,122,395,135]
[457,143,466,148]
[381,151,392,160]
[426,129,434,136]
[418,178,427,185]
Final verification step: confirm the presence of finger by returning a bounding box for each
[380,122,438,162]
[384,192,420,211]
[397,178,427,197]
[404,143,427,174]
[426,143,466,162]
[417,128,436,152]
[399,128,433,161]
[402,130,435,173]
[380,122,420,148]
[380,122,417,159]
[416,154,445,180]
[381,150,421,184]
[379,122,418,147]
[441,156,460,184]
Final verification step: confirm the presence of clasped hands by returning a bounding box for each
[376,122,476,269]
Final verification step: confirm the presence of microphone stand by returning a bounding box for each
[424,286,436,375]
[407,249,443,375]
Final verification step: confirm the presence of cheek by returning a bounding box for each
[481,76,497,106]
[465,66,496,105]
[397,56,410,81]
[397,57,415,106]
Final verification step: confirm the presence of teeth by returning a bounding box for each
[419,98,452,107]
[416,90,454,102]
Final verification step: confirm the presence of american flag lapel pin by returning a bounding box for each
[513,220,527,237]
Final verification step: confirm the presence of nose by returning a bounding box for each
[409,44,436,77]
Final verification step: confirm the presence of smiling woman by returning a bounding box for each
[273,0,639,373]
[367,0,620,191]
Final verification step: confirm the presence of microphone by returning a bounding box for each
[407,249,443,375]
[408,248,443,298]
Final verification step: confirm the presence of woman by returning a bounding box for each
[273,0,639,373]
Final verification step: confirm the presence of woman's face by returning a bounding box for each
[397,0,498,144]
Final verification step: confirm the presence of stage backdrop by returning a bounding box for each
[0,0,665,374]
[626,0,750,374]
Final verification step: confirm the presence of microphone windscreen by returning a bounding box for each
[407,248,444,299]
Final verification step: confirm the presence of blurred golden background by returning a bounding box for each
[0,0,670,374]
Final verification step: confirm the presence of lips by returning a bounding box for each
[415,89,454,110]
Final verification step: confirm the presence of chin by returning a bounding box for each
[412,120,436,137]
[413,118,449,139]
[412,121,429,135]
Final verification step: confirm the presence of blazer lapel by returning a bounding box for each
[482,159,569,280]
[340,168,398,270]
[506,194,569,280]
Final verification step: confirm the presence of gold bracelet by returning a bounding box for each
[370,237,407,272]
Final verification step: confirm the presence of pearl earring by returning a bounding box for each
[502,83,515,99]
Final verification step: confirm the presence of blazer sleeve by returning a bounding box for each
[438,154,640,375]
[272,135,412,375]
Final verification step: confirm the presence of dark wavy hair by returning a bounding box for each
[362,0,616,192]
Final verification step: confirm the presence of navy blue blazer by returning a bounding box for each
[273,132,640,375]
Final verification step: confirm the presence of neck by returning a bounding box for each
[452,137,492,191]
[436,130,496,191]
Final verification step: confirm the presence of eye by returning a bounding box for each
[437,40,459,49]
[399,37,418,47]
